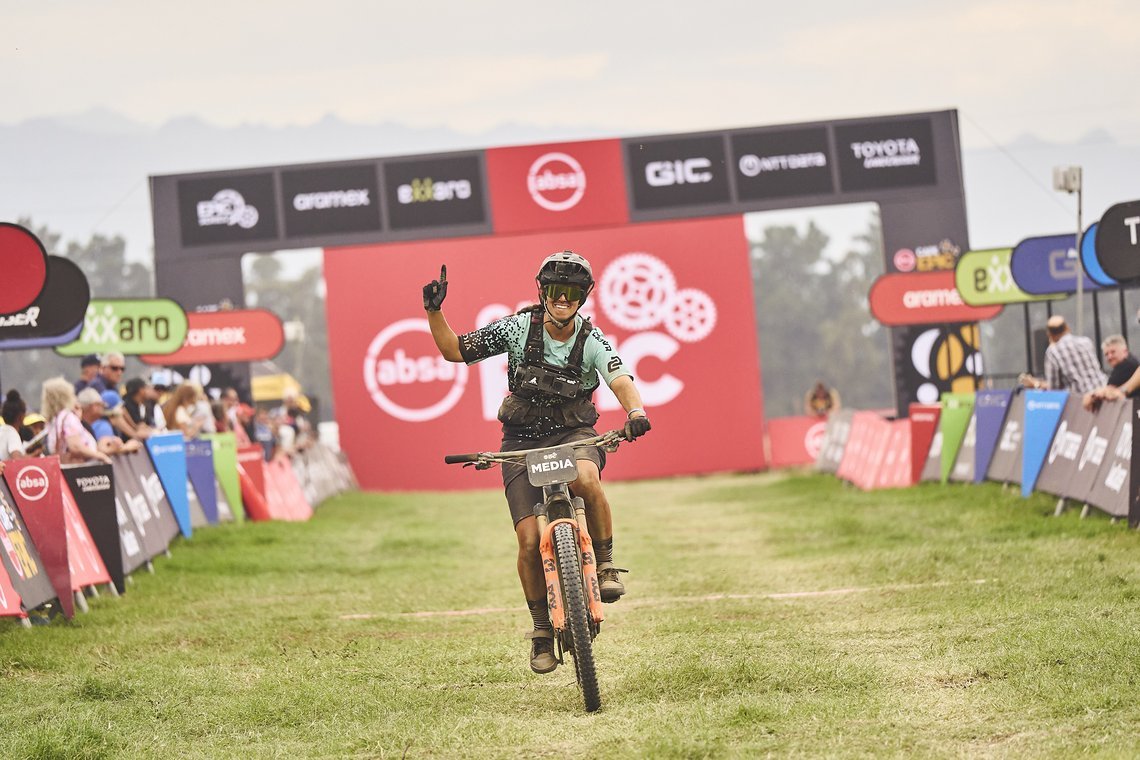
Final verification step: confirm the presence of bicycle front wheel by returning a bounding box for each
[553,521,601,712]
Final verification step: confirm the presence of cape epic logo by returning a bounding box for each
[527,152,586,212]
[15,466,50,502]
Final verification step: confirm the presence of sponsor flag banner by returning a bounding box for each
[0,477,56,613]
[874,419,912,489]
[123,449,181,549]
[1087,400,1129,518]
[145,434,192,538]
[59,477,112,590]
[920,429,942,482]
[484,139,628,234]
[767,416,830,468]
[1068,399,1123,507]
[1080,223,1118,287]
[265,457,314,521]
[0,558,20,617]
[325,216,765,490]
[950,414,977,483]
[61,465,126,594]
[954,248,1060,306]
[4,458,74,618]
[973,390,1012,483]
[56,298,189,357]
[112,455,171,563]
[870,271,1002,326]
[939,393,974,484]
[986,392,1026,484]
[140,309,284,365]
[908,403,940,484]
[1010,234,1102,295]
[1035,394,1093,498]
[0,256,90,349]
[1094,200,1140,282]
[0,222,49,314]
[815,409,853,474]
[185,439,220,524]
[204,433,243,522]
[1021,390,1068,497]
[237,446,272,521]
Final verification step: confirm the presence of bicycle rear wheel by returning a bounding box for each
[553,521,600,712]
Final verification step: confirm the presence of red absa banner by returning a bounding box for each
[484,139,628,234]
[869,271,1001,326]
[140,309,284,365]
[767,416,829,468]
[324,216,766,490]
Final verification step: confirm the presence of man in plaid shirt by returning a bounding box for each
[1019,316,1106,394]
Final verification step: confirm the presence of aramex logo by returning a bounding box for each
[16,466,49,502]
[363,319,469,422]
[527,152,586,212]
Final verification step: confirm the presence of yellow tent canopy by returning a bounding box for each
[250,363,311,412]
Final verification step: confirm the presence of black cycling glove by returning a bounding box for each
[423,265,448,311]
[623,415,651,441]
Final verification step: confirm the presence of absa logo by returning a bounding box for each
[527,152,586,212]
[16,466,49,502]
[363,319,469,422]
[804,421,828,460]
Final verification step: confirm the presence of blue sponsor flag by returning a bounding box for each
[185,439,219,524]
[1021,390,1069,497]
[145,433,192,538]
[973,389,1012,483]
[1011,234,1102,295]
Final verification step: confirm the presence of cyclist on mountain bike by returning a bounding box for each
[423,251,651,674]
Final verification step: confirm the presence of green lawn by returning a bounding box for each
[3,471,1140,758]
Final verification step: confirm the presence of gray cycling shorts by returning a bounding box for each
[501,426,605,526]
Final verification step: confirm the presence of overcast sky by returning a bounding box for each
[6,0,1139,147]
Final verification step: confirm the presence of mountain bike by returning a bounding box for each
[445,429,626,713]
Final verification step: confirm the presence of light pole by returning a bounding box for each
[1053,165,1084,336]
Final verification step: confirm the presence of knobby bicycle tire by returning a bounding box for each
[554,521,601,712]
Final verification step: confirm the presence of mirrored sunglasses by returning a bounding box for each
[543,283,583,302]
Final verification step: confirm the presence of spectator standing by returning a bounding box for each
[88,351,127,395]
[804,380,841,417]
[42,379,111,465]
[1019,316,1106,394]
[1,390,27,460]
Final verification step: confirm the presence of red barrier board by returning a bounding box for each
[908,403,942,484]
[236,446,272,521]
[0,565,21,618]
[60,481,111,589]
[325,216,766,490]
[767,416,830,468]
[4,458,74,618]
[265,457,313,522]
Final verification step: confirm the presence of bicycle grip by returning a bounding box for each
[444,453,480,464]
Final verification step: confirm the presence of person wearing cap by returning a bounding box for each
[21,412,46,456]
[42,378,111,465]
[423,252,651,675]
[80,389,140,455]
[88,351,128,395]
[74,354,102,394]
[100,388,142,442]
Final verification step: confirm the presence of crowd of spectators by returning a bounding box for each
[0,354,315,475]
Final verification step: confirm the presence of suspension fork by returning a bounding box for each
[534,486,605,631]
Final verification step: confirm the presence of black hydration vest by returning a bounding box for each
[497,306,599,430]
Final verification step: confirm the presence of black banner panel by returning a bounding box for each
[986,393,1025,484]
[730,127,834,200]
[1087,401,1129,519]
[383,154,487,231]
[0,478,56,611]
[1036,395,1093,498]
[281,164,381,237]
[1069,400,1125,507]
[835,118,937,192]
[626,136,731,210]
[62,464,128,594]
[178,173,279,247]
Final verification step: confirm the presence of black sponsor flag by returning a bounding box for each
[986,393,1025,484]
[1035,395,1093,498]
[61,464,127,594]
[1089,400,1130,519]
[1068,399,1125,507]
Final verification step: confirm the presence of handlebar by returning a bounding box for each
[444,429,628,468]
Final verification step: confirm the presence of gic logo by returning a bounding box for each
[527,152,586,212]
[16,466,49,502]
[363,318,469,422]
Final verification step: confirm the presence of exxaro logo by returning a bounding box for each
[527,152,586,211]
[16,466,49,502]
[397,178,472,204]
[197,189,259,229]
[645,158,712,187]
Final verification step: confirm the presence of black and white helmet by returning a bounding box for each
[536,251,594,301]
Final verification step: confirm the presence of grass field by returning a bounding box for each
[4,470,1140,758]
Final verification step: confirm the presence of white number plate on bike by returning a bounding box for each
[525,445,579,487]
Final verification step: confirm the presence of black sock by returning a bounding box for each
[527,599,551,630]
[595,537,613,566]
